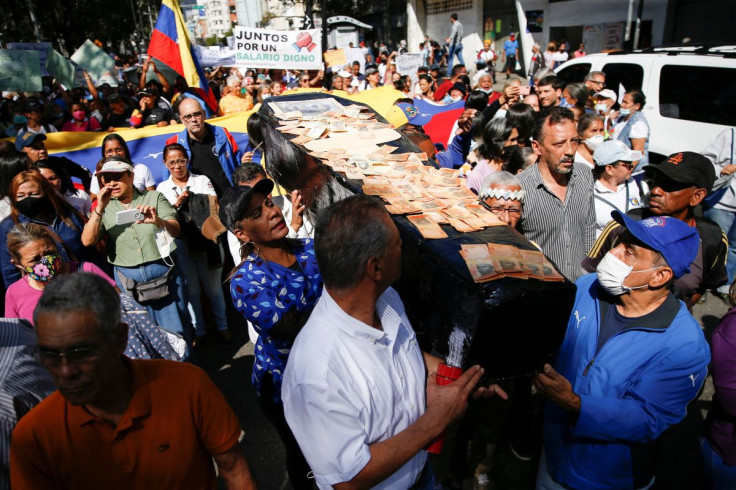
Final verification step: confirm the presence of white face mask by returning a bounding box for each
[596,252,661,296]
[494,109,507,119]
[619,108,631,116]
[584,134,604,151]
[595,103,608,114]
[262,94,271,100]
[450,95,463,102]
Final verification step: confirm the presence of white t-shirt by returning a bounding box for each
[614,119,649,140]
[282,288,427,489]
[64,189,92,217]
[90,163,156,194]
[593,179,643,238]
[574,151,595,169]
[155,173,216,206]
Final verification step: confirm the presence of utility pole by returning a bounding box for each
[625,0,634,43]
[321,0,327,52]
[633,0,645,49]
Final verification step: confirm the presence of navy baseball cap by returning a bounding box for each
[15,132,46,151]
[396,103,434,126]
[611,210,699,278]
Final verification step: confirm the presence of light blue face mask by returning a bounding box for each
[13,115,28,125]
[619,108,631,116]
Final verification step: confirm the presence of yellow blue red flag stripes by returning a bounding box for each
[148,0,217,112]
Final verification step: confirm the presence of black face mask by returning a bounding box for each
[15,196,52,218]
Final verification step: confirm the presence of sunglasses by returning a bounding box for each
[181,111,204,122]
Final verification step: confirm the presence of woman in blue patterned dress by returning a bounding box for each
[219,179,321,489]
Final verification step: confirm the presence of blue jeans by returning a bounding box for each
[535,450,654,490]
[174,240,228,335]
[448,43,464,71]
[705,207,736,293]
[701,436,736,488]
[114,259,192,346]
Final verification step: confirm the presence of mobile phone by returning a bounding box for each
[519,85,531,95]
[116,209,143,225]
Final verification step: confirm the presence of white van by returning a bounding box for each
[555,46,736,161]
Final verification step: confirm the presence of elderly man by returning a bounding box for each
[535,212,710,489]
[583,71,606,109]
[10,273,256,489]
[219,75,254,116]
[166,98,242,196]
[518,107,595,281]
[282,195,506,489]
[479,171,525,229]
[584,152,726,307]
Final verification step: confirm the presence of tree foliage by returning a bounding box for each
[1,0,158,54]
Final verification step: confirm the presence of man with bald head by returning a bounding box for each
[165,99,242,196]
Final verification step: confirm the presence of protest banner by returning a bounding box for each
[70,39,115,81]
[0,50,42,92]
[397,53,424,85]
[324,49,347,69]
[233,27,323,69]
[195,46,236,67]
[45,49,76,89]
[7,42,52,76]
[345,47,365,73]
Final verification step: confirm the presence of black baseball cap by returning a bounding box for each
[644,151,716,191]
[137,88,158,98]
[218,179,275,231]
[25,102,43,112]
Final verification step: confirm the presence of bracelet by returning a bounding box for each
[94,208,104,217]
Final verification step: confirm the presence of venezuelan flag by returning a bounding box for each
[148,0,217,112]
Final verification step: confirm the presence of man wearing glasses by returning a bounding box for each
[166,98,242,196]
[478,171,525,230]
[584,151,727,307]
[10,273,256,489]
[583,71,606,110]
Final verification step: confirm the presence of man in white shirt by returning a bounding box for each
[282,195,506,489]
[591,140,643,237]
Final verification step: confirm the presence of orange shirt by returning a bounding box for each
[10,359,241,490]
[219,93,254,115]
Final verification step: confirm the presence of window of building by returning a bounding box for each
[659,64,736,126]
[427,0,473,15]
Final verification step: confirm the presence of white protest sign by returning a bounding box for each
[345,47,365,73]
[0,50,42,92]
[397,53,424,85]
[7,42,52,76]
[233,27,323,70]
[195,46,236,67]
[70,40,115,82]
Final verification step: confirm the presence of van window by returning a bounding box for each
[556,63,590,84]
[659,65,736,126]
[602,63,644,92]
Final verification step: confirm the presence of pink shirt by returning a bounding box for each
[61,117,101,132]
[4,262,115,324]
[466,158,495,195]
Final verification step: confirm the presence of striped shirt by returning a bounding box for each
[518,162,596,281]
[0,319,55,490]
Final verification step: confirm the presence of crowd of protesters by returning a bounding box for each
[2,15,736,489]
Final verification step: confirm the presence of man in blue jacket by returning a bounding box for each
[534,210,710,489]
[166,98,242,196]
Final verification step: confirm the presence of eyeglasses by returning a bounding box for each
[615,161,634,170]
[35,345,99,367]
[180,111,204,122]
[489,205,522,217]
[590,80,605,86]
[165,158,188,168]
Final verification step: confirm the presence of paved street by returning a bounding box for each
[197,279,730,490]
